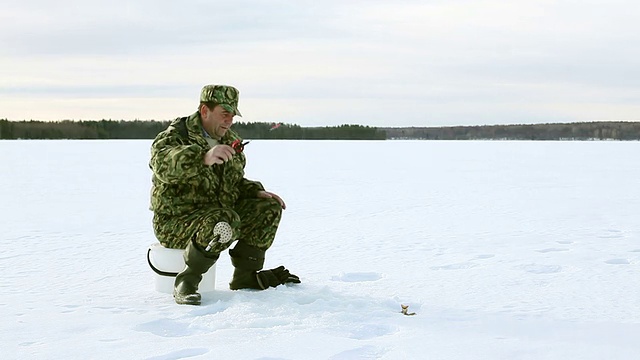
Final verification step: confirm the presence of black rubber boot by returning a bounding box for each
[229,241,301,290]
[173,239,219,305]
[229,241,265,290]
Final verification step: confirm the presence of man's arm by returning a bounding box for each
[150,131,207,184]
[238,178,265,199]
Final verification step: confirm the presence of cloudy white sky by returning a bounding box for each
[1,0,639,127]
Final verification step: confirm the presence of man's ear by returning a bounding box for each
[199,104,209,116]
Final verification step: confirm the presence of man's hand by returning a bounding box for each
[204,145,235,166]
[257,190,286,210]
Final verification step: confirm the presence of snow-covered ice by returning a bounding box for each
[2,139,639,359]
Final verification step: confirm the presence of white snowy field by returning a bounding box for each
[2,139,639,360]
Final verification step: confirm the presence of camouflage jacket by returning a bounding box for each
[149,112,264,216]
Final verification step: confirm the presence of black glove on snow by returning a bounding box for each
[256,266,301,289]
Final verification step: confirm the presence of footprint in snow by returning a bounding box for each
[598,229,624,239]
[431,262,477,270]
[605,258,630,265]
[133,319,195,337]
[329,345,385,359]
[520,264,562,274]
[98,338,123,343]
[331,272,383,282]
[145,348,209,360]
[61,304,81,313]
[536,248,570,253]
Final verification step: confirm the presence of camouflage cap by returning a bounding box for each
[200,85,242,116]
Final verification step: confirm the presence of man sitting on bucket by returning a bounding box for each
[149,84,300,305]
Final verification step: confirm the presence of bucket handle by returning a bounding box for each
[147,248,179,277]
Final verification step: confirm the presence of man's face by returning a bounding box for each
[201,104,235,140]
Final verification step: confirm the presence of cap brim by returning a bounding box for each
[221,104,242,117]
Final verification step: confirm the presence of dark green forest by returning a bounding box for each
[1,118,640,140]
[0,119,385,140]
[381,121,640,140]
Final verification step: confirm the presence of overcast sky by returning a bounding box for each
[1,0,639,127]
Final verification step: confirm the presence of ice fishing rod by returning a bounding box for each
[231,139,250,153]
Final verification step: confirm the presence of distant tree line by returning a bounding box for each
[382,121,640,140]
[2,119,639,140]
[0,119,385,140]
[233,122,385,140]
[0,119,167,139]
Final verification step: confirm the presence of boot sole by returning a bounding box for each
[175,299,201,305]
[173,292,202,305]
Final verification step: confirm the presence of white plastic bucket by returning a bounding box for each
[147,243,216,294]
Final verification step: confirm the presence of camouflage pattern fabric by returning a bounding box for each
[150,111,279,250]
[153,198,282,251]
[200,85,242,116]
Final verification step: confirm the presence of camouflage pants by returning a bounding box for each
[153,198,282,253]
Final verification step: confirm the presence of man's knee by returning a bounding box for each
[193,210,241,250]
[155,209,242,251]
[259,198,283,217]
